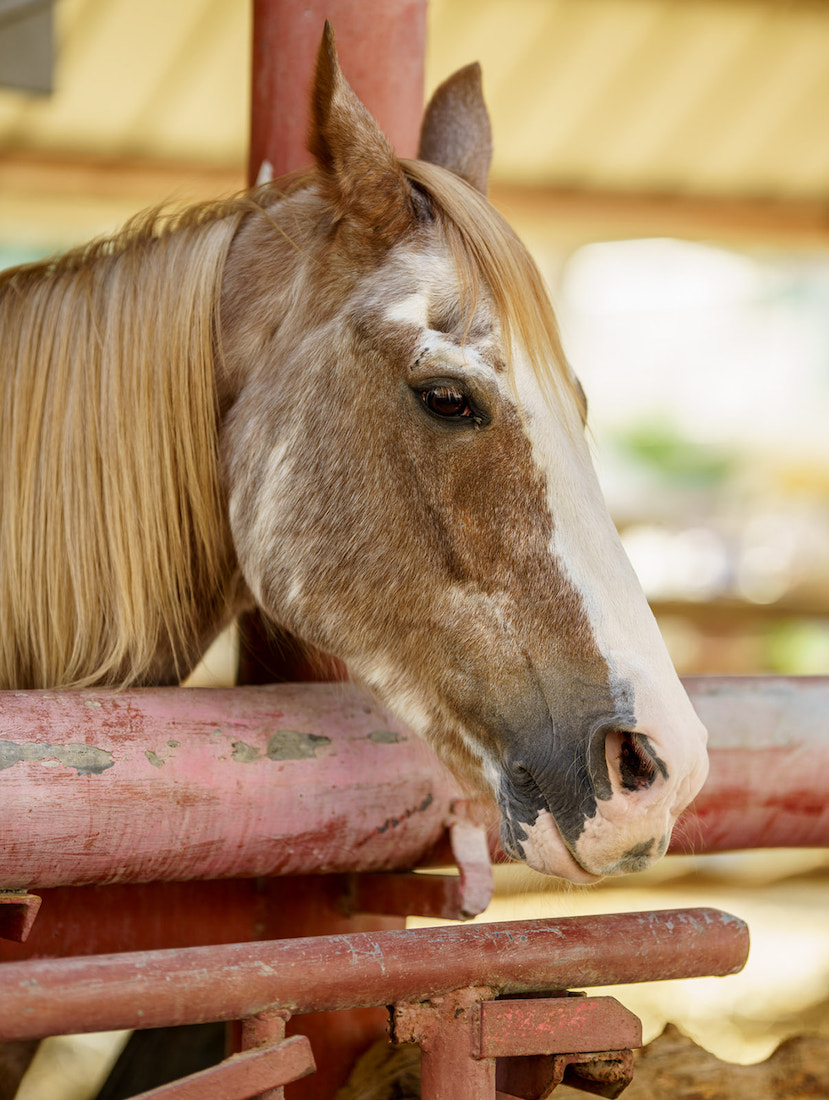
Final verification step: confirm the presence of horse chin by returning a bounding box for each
[567,808,673,879]
[504,810,603,885]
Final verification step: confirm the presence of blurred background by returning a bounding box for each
[2,0,828,1096]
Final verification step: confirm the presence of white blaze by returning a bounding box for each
[510,344,709,873]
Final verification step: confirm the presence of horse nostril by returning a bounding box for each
[607,729,658,792]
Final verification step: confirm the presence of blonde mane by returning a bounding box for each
[0,199,255,689]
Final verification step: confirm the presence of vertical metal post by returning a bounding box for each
[249,0,428,184]
[394,989,497,1100]
[241,1010,292,1100]
[245,5,429,1094]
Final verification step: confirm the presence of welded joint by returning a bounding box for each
[392,986,497,1051]
[239,1008,296,1100]
[0,892,41,943]
[395,992,641,1098]
[241,1008,292,1050]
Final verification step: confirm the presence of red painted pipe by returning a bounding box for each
[0,908,748,1041]
[0,683,463,890]
[670,676,829,853]
[1,678,828,893]
[249,0,427,184]
[244,9,427,1094]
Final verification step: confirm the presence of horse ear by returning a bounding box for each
[418,64,492,196]
[308,22,414,240]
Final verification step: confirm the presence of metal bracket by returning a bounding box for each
[344,800,494,920]
[496,1050,635,1099]
[393,991,642,1099]
[0,891,41,942]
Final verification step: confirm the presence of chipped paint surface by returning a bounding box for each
[368,730,405,744]
[231,741,260,763]
[0,683,461,889]
[1,678,826,891]
[357,793,435,847]
[266,730,331,760]
[0,740,114,776]
[0,909,749,1039]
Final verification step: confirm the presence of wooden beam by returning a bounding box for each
[2,150,828,250]
[491,182,829,248]
[0,148,244,205]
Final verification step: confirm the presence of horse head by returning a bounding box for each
[220,25,708,882]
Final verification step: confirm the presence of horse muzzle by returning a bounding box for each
[496,712,709,882]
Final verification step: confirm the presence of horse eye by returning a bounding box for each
[421,386,472,419]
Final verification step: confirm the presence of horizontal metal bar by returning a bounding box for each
[0,683,462,889]
[1,677,827,892]
[131,1036,315,1100]
[0,908,748,1041]
[670,676,829,853]
[478,997,641,1058]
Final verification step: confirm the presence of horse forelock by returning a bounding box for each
[399,159,584,427]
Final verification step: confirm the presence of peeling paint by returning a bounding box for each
[144,751,165,768]
[357,793,435,846]
[231,741,260,764]
[266,730,331,761]
[368,730,405,744]
[167,740,180,749]
[0,740,114,776]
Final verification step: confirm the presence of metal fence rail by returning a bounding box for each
[1,677,828,894]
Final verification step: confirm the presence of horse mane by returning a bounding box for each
[0,195,265,689]
[400,159,579,415]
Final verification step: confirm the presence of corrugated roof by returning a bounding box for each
[0,0,827,248]
[429,0,829,200]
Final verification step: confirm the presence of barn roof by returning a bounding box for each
[0,0,827,250]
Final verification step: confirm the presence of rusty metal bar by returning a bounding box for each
[0,908,748,1042]
[346,871,480,922]
[478,998,642,1058]
[2,678,828,893]
[129,1036,315,1100]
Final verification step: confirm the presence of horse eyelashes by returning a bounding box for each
[421,385,472,419]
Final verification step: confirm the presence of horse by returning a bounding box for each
[0,24,707,888]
